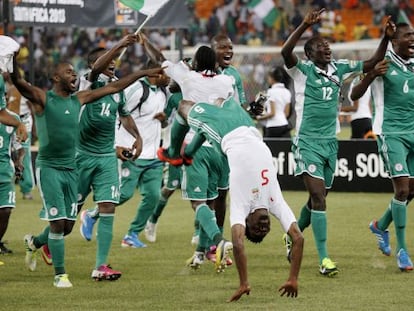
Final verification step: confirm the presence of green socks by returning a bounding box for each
[48,232,65,275]
[391,198,407,251]
[377,202,393,231]
[96,213,114,268]
[311,210,328,264]
[195,204,221,243]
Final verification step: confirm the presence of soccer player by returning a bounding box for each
[144,81,183,243]
[115,59,170,249]
[281,8,395,276]
[350,22,414,271]
[75,35,142,281]
[10,52,163,287]
[178,97,303,301]
[0,97,25,257]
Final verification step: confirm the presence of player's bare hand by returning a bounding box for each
[153,112,166,122]
[119,33,139,47]
[131,137,142,160]
[227,284,251,302]
[303,8,325,26]
[383,16,396,39]
[372,59,389,77]
[278,280,298,298]
[116,146,133,161]
[16,123,28,142]
[144,66,167,78]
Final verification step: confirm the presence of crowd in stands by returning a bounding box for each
[1,0,413,89]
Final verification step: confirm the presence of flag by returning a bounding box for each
[119,0,170,16]
[248,0,279,28]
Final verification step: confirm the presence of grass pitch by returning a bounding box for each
[1,188,413,311]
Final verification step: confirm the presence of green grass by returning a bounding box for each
[1,188,413,311]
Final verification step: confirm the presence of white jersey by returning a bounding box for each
[264,83,291,128]
[348,77,372,121]
[115,79,166,159]
[162,60,234,103]
[225,127,296,232]
[162,60,234,146]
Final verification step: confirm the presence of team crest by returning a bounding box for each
[6,126,14,134]
[121,167,130,177]
[49,207,58,216]
[112,93,120,103]
[395,163,403,172]
[308,164,317,173]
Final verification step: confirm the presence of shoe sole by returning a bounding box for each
[320,269,339,277]
[40,245,52,265]
[215,244,233,273]
[92,273,122,281]
[157,148,183,166]
[79,211,92,242]
[121,241,146,248]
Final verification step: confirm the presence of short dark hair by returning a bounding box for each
[393,22,411,39]
[193,46,216,72]
[245,222,264,244]
[304,36,322,59]
[87,47,106,67]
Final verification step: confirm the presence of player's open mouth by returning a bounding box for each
[408,44,414,55]
[70,79,77,88]
[223,55,232,64]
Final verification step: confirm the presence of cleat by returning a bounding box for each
[186,251,205,269]
[80,210,97,242]
[369,220,391,256]
[121,233,147,248]
[396,249,413,272]
[282,234,292,263]
[53,274,73,288]
[181,151,193,166]
[24,234,37,272]
[319,258,339,277]
[91,264,122,281]
[40,244,53,265]
[0,261,4,266]
[144,220,157,243]
[157,147,183,166]
[205,245,232,266]
[215,239,233,273]
[0,241,13,254]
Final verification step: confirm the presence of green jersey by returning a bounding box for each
[78,79,129,154]
[219,65,246,105]
[187,97,254,153]
[287,59,363,138]
[165,92,182,118]
[35,90,81,169]
[0,111,19,182]
[371,50,414,135]
[0,75,6,109]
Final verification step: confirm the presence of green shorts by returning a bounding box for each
[377,133,414,178]
[36,166,78,221]
[76,152,120,205]
[0,182,15,208]
[181,146,223,201]
[163,163,182,190]
[292,136,338,188]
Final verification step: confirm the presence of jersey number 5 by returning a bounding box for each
[261,169,269,186]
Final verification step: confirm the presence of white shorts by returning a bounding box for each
[226,129,296,233]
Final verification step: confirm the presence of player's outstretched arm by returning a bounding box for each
[362,16,395,73]
[281,8,325,68]
[351,59,389,101]
[10,53,46,114]
[77,67,165,105]
[278,222,303,298]
[89,33,138,82]
[228,224,251,302]
[119,115,143,160]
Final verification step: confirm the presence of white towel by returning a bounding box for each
[0,35,20,73]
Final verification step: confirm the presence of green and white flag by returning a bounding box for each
[248,0,279,27]
[119,0,170,16]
